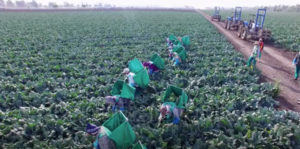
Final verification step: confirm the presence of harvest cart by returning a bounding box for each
[169,34,190,48]
[162,85,188,109]
[150,53,165,70]
[100,111,136,149]
[128,58,150,88]
[111,80,136,100]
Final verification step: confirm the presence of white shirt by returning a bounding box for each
[127,72,135,85]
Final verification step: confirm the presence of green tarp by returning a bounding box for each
[120,83,136,100]
[162,86,188,109]
[178,49,187,62]
[109,122,136,149]
[133,69,150,88]
[169,34,190,47]
[128,58,150,88]
[169,34,179,45]
[129,58,144,74]
[172,44,184,53]
[111,80,136,100]
[150,54,165,70]
[172,45,187,62]
[111,80,124,96]
[102,112,136,149]
[181,36,190,47]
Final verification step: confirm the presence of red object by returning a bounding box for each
[259,41,264,52]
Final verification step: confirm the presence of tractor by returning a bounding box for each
[224,7,243,30]
[237,8,272,41]
[211,7,221,22]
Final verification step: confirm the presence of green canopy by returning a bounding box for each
[127,58,150,88]
[133,69,150,88]
[178,49,187,62]
[111,80,124,96]
[150,54,165,70]
[181,36,190,47]
[162,86,188,109]
[172,44,184,53]
[102,111,136,149]
[129,58,144,74]
[169,34,179,44]
[111,80,136,100]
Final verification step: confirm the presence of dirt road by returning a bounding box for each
[198,11,300,112]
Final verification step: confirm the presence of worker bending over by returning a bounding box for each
[122,68,136,87]
[158,102,183,125]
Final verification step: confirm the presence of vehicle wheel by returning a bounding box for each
[237,26,242,37]
[226,21,230,30]
[241,29,247,40]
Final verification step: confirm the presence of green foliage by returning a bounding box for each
[0,11,299,148]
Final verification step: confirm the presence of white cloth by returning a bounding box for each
[127,72,135,85]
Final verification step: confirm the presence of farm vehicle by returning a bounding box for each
[237,8,272,41]
[211,7,221,22]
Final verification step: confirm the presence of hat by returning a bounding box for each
[122,68,130,74]
[259,38,263,41]
[254,41,259,45]
[86,123,100,135]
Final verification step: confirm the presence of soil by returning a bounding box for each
[199,11,300,112]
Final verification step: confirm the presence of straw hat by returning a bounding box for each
[122,68,130,74]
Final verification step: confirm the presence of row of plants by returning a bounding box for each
[0,11,299,148]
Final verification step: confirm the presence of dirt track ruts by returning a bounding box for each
[198,10,300,112]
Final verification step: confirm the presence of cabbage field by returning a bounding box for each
[0,11,300,148]
[207,10,300,51]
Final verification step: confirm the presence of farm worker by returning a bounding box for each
[86,123,116,149]
[143,61,159,75]
[172,52,182,66]
[122,68,136,87]
[166,38,171,46]
[247,41,259,69]
[258,38,264,62]
[167,38,174,59]
[177,37,182,42]
[158,102,183,125]
[168,45,174,60]
[105,96,130,112]
[292,52,300,80]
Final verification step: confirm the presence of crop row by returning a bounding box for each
[0,11,299,148]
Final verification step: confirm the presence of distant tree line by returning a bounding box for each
[0,0,117,9]
[214,5,300,13]
[271,5,300,12]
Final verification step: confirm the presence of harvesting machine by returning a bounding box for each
[224,7,243,30]
[237,8,272,41]
[211,7,221,21]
